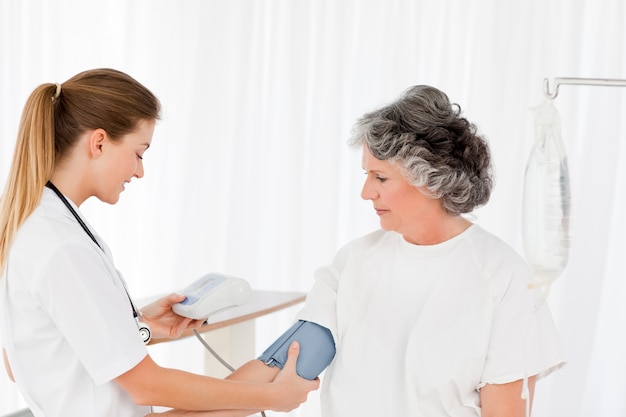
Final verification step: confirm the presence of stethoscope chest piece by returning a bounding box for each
[137,321,152,345]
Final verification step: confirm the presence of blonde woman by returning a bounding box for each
[0,68,318,417]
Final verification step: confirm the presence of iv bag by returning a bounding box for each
[522,100,572,293]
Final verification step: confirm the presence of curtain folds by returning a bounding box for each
[1,1,624,416]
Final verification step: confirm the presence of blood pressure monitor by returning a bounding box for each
[173,273,252,320]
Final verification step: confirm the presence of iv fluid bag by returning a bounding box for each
[522,100,572,289]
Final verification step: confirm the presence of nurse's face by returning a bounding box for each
[360,146,441,244]
[96,119,155,204]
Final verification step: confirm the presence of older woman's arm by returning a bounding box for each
[480,377,537,417]
[3,347,14,382]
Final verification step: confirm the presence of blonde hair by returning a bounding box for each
[0,68,161,273]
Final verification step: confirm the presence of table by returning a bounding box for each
[147,290,306,377]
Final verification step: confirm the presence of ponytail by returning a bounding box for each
[0,84,58,272]
[0,68,161,274]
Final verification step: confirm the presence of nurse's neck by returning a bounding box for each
[48,130,105,207]
[49,159,93,208]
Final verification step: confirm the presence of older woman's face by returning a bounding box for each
[360,146,442,243]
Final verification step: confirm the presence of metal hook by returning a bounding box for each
[543,78,560,100]
[544,77,626,100]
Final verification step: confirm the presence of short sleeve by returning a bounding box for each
[295,244,352,342]
[31,240,147,385]
[480,260,565,387]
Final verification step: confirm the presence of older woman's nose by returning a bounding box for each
[361,178,377,201]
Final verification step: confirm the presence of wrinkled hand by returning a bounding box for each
[140,293,205,340]
[269,341,320,412]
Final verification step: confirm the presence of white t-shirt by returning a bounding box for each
[0,188,150,417]
[296,225,565,417]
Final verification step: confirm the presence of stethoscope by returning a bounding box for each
[45,181,152,344]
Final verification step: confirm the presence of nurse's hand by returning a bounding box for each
[143,341,318,417]
[140,293,205,340]
[269,341,320,412]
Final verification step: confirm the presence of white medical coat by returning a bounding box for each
[0,188,150,417]
[296,225,565,417]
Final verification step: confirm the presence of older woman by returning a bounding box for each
[162,85,564,417]
[292,85,564,416]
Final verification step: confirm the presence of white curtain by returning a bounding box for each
[1,1,625,416]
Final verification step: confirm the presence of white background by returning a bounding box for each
[1,1,625,416]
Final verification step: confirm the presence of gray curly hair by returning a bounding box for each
[348,85,493,215]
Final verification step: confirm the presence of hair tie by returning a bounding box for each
[52,83,62,101]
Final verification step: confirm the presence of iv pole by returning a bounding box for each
[543,77,626,99]
[521,76,626,417]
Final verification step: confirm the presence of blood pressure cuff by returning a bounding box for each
[258,320,335,380]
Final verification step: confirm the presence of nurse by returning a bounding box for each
[0,68,318,417]
[190,85,565,417]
